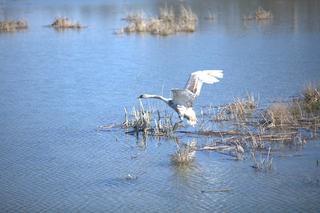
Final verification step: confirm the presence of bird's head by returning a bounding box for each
[138,94,145,99]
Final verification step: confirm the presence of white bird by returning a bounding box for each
[138,70,223,126]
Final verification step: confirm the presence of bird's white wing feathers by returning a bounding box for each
[171,89,195,107]
[185,70,223,96]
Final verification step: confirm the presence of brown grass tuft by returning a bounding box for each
[243,7,273,21]
[303,83,320,113]
[120,5,197,36]
[0,20,28,32]
[171,141,197,165]
[214,94,256,121]
[255,7,273,20]
[263,103,296,127]
[51,17,82,29]
[122,103,176,137]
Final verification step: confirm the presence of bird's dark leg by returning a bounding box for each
[173,116,184,132]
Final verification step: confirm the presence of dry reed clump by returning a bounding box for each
[122,105,176,137]
[0,20,28,32]
[255,7,273,20]
[243,7,273,21]
[214,94,256,121]
[120,5,197,36]
[303,84,320,113]
[154,110,175,136]
[122,106,151,134]
[262,103,297,127]
[117,83,319,162]
[51,17,82,29]
[115,84,320,171]
[251,147,273,171]
[261,84,320,129]
[171,141,197,165]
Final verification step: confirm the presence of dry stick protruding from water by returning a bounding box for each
[251,147,273,171]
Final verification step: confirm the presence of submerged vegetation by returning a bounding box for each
[0,20,28,32]
[118,6,197,36]
[50,17,83,30]
[204,11,217,21]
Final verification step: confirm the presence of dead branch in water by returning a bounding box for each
[201,188,232,193]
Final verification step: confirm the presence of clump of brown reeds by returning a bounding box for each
[120,5,197,36]
[262,102,297,127]
[243,7,273,21]
[303,83,320,113]
[122,103,176,137]
[260,84,320,129]
[0,20,28,32]
[154,110,176,136]
[123,106,151,134]
[118,83,319,153]
[214,94,256,121]
[113,83,320,172]
[255,7,273,20]
[171,141,197,165]
[51,17,82,29]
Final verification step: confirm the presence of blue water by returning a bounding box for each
[0,0,320,212]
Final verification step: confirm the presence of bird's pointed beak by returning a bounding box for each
[137,95,142,99]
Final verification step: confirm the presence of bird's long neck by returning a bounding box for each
[141,94,170,104]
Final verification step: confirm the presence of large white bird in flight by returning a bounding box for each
[138,70,223,126]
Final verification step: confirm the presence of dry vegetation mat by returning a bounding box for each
[100,84,320,167]
[50,17,84,30]
[118,6,197,36]
[243,7,273,21]
[0,20,28,32]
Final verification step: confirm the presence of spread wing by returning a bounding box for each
[171,89,195,107]
[185,70,223,96]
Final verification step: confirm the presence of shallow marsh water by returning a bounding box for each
[0,0,320,212]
